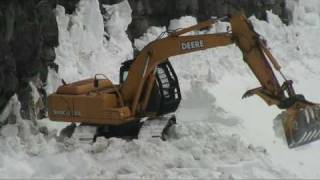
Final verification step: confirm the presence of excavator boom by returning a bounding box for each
[48,14,320,148]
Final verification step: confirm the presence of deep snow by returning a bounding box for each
[1,0,320,178]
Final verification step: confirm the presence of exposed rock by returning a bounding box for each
[100,0,289,40]
[0,0,59,122]
[0,42,17,113]
[57,0,81,14]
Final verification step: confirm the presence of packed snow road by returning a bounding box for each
[0,93,291,179]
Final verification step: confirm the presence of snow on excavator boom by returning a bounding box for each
[48,14,320,148]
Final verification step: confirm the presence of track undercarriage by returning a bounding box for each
[59,115,177,143]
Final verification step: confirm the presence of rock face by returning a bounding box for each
[121,0,289,40]
[0,0,289,122]
[0,0,60,121]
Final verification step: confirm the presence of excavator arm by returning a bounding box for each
[121,15,286,115]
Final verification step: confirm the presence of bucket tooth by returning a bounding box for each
[284,105,320,148]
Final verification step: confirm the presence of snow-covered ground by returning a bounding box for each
[1,0,320,178]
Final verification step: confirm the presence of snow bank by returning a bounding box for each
[134,26,166,51]
[47,0,132,92]
[168,16,198,34]
[103,0,133,58]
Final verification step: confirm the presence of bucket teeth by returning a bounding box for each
[289,128,320,148]
[285,105,320,148]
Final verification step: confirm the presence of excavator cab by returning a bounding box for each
[120,59,181,116]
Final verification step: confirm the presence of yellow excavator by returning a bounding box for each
[48,14,320,148]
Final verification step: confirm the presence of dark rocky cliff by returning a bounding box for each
[0,0,289,122]
[102,0,289,40]
[0,0,58,122]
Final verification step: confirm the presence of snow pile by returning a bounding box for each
[0,93,290,179]
[103,0,133,57]
[168,16,198,33]
[134,26,166,51]
[0,0,320,178]
[47,0,133,94]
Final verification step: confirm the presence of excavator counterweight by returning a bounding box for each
[47,14,320,148]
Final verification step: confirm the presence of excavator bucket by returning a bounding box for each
[283,103,320,148]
